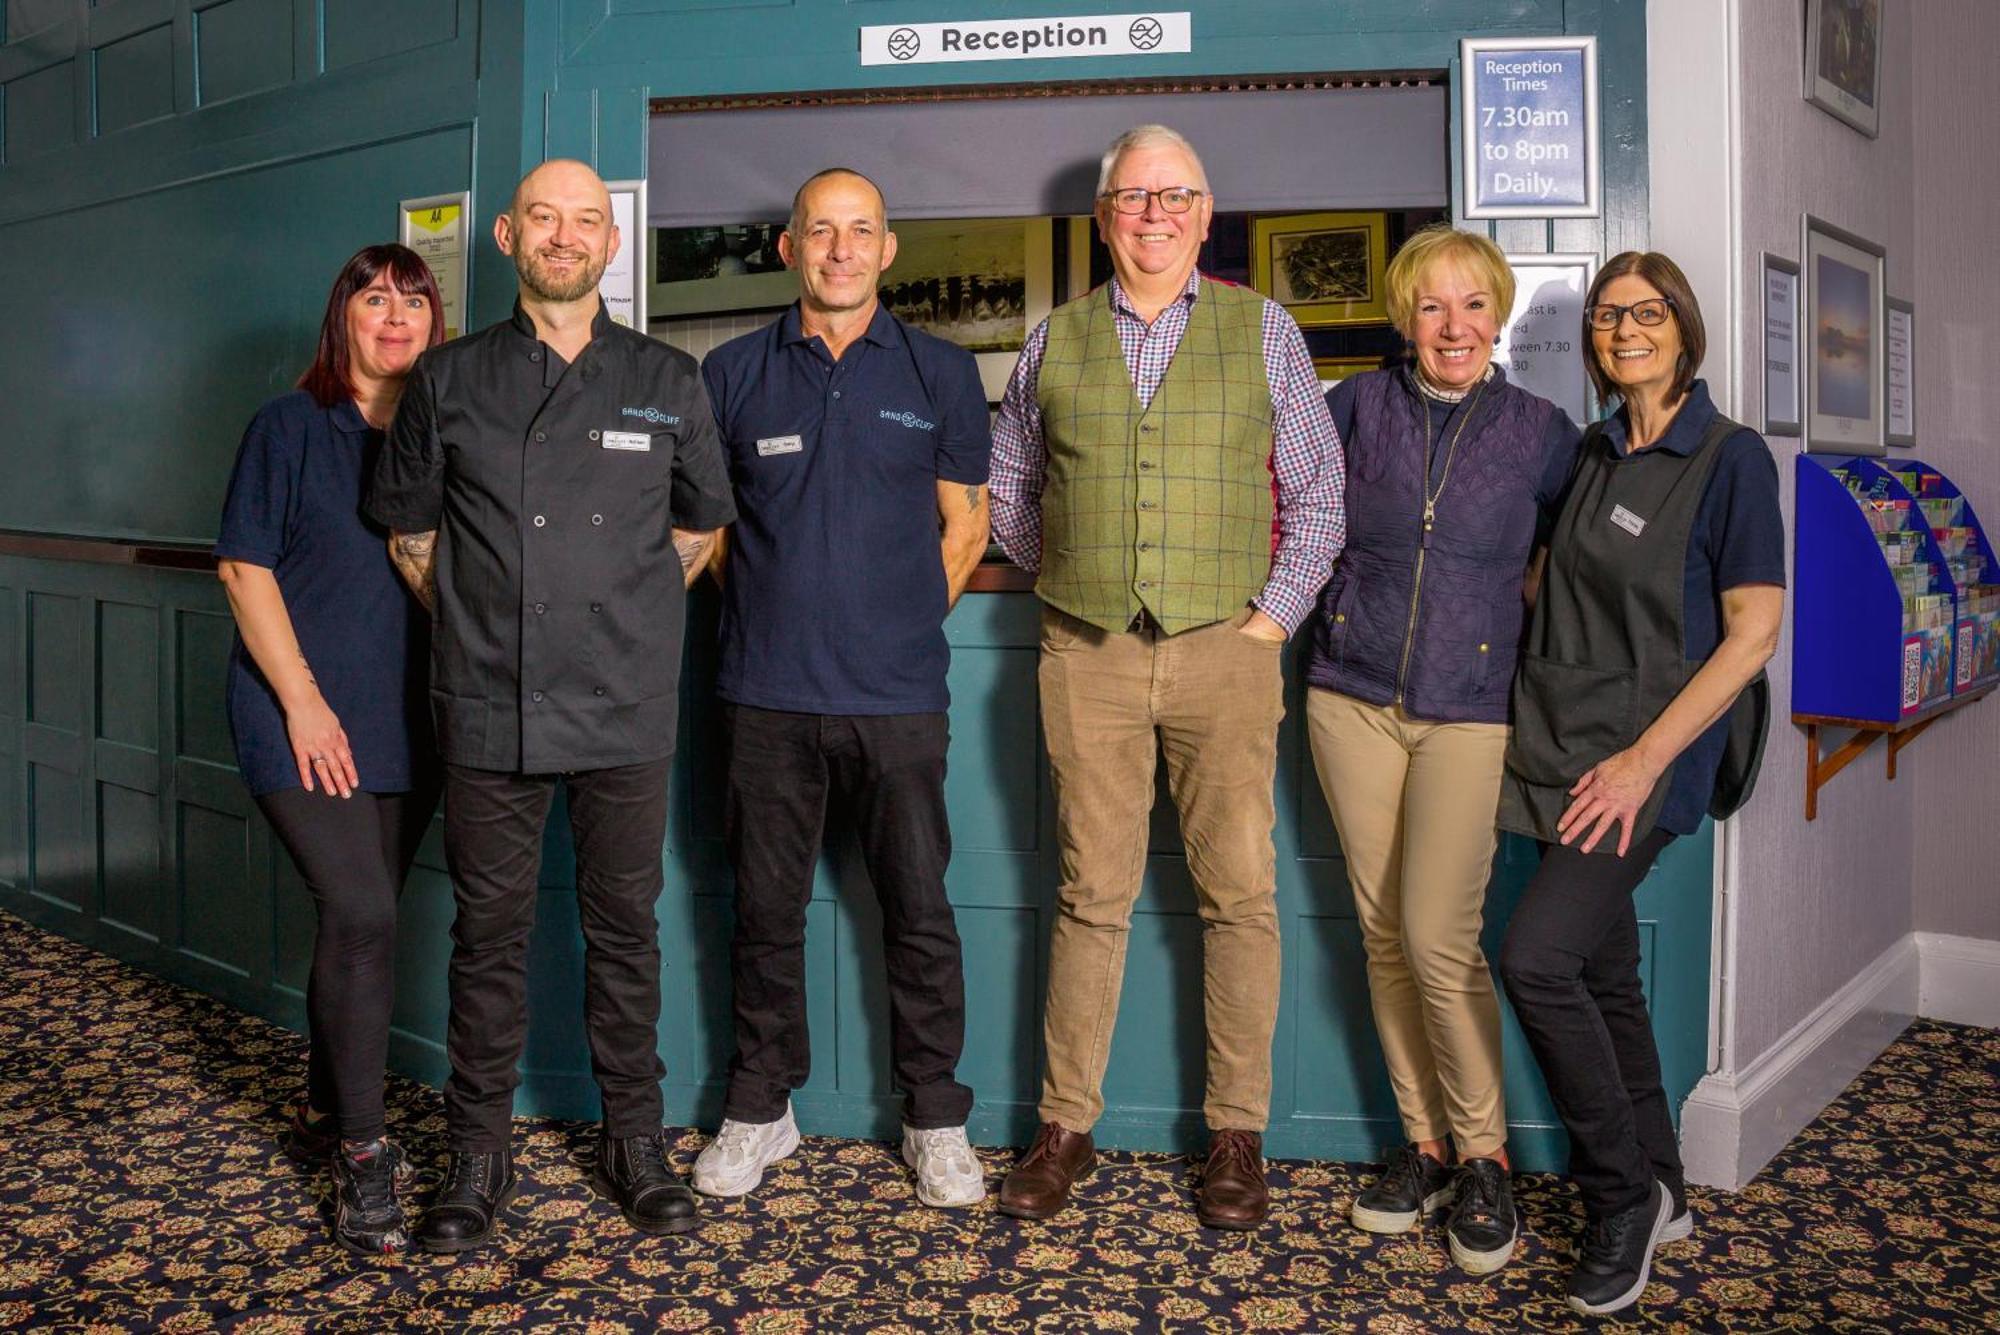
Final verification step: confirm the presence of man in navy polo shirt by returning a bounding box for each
[694,168,992,1207]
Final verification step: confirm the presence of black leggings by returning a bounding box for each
[1498,828,1684,1220]
[258,784,437,1142]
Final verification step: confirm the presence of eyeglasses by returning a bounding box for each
[1584,297,1675,331]
[1098,186,1207,215]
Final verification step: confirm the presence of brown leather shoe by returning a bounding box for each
[1197,1129,1268,1230]
[997,1122,1096,1220]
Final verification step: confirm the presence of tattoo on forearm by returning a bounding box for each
[674,530,714,576]
[299,654,317,685]
[390,531,439,612]
[964,485,983,514]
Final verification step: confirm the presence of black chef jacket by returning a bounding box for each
[365,300,736,773]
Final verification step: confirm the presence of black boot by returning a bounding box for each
[416,1148,518,1255]
[593,1128,699,1235]
[330,1139,410,1256]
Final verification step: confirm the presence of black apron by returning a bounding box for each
[1499,412,1766,848]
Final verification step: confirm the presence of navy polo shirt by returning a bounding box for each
[1596,379,1786,834]
[701,303,991,715]
[214,391,433,795]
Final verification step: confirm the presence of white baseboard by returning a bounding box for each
[1916,932,2000,1028]
[1681,934,1919,1190]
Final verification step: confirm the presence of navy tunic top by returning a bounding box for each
[215,390,433,796]
[700,303,990,715]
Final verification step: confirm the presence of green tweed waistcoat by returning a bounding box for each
[1035,278,1275,634]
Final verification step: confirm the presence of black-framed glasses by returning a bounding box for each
[1099,186,1207,215]
[1585,297,1675,331]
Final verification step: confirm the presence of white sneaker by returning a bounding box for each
[692,1104,800,1198]
[901,1124,987,1208]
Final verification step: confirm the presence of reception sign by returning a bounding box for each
[1461,36,1600,219]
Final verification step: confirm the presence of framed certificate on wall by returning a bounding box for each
[1762,253,1801,437]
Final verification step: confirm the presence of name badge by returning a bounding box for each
[757,434,804,457]
[1609,504,1648,537]
[601,430,652,452]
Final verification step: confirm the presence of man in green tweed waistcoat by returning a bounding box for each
[989,125,1347,1230]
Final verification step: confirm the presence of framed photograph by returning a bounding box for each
[885,219,1054,402]
[1459,35,1602,219]
[1762,253,1802,437]
[600,179,646,330]
[650,223,795,318]
[1804,0,1883,137]
[1312,356,1384,388]
[1250,211,1390,328]
[399,191,470,340]
[1497,252,1595,429]
[1802,215,1886,455]
[1885,296,1915,447]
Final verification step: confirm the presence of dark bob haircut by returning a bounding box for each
[297,244,446,408]
[1582,250,1706,407]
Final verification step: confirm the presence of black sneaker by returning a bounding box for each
[331,1140,410,1256]
[283,1102,339,1166]
[1445,1157,1518,1274]
[1349,1144,1455,1234]
[593,1128,700,1235]
[1568,1179,1673,1316]
[415,1149,518,1255]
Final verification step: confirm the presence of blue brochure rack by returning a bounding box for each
[1793,453,1996,818]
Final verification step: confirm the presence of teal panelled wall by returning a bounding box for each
[0,558,1713,1165]
[1,0,1705,1167]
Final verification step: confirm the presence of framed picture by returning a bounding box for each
[650,223,795,318]
[1312,356,1383,388]
[1885,296,1915,447]
[600,179,647,330]
[1497,252,1596,429]
[1762,253,1802,437]
[1802,214,1886,455]
[1250,211,1390,328]
[399,191,470,340]
[885,219,1053,402]
[1804,0,1883,137]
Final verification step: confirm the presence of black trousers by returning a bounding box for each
[258,783,438,1142]
[721,705,973,1128]
[440,760,672,1150]
[1499,827,1684,1219]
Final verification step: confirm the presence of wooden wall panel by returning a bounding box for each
[94,22,175,134]
[1,60,75,161]
[192,0,293,106]
[324,0,457,71]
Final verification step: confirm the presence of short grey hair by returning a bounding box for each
[1094,124,1210,197]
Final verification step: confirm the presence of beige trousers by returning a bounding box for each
[1306,689,1511,1158]
[1036,605,1286,1133]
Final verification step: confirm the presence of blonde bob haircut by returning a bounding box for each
[1383,226,1515,337]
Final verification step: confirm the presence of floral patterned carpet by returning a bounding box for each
[2,909,1996,1333]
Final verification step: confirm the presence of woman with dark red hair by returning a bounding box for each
[214,244,445,1255]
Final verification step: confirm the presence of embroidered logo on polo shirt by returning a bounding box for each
[622,406,681,426]
[878,409,936,432]
[1609,504,1648,537]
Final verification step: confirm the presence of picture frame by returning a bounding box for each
[399,191,471,341]
[1885,295,1915,448]
[1803,0,1883,138]
[1497,252,1596,429]
[1802,214,1886,456]
[1762,253,1802,437]
[1250,211,1390,328]
[600,179,647,330]
[1312,356,1384,388]
[1459,35,1602,220]
[649,222,795,318]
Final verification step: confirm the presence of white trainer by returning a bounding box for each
[901,1124,987,1208]
[692,1104,800,1198]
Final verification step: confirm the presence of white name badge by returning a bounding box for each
[601,431,652,452]
[757,434,804,456]
[1609,504,1647,537]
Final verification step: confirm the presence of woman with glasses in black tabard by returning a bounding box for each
[1496,251,1785,1317]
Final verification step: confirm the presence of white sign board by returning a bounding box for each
[1885,298,1914,447]
[1496,253,1595,429]
[1461,36,1601,219]
[399,192,470,340]
[601,179,647,330]
[861,12,1190,66]
[1762,255,1801,436]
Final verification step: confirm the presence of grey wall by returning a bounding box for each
[1910,2,2000,943]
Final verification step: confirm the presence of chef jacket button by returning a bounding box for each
[591,514,603,526]
[531,690,545,703]
[534,602,546,614]
[535,431,547,443]
[590,601,603,613]
[594,686,606,697]
[589,429,600,440]
[529,351,541,362]
[533,515,547,527]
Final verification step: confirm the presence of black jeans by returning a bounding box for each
[721,705,973,1128]
[1499,828,1684,1220]
[258,783,438,1142]
[440,760,672,1150]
